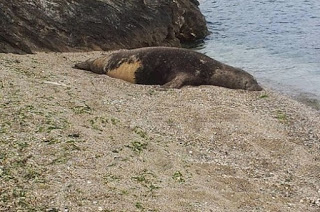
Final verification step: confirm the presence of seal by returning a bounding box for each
[74,47,262,91]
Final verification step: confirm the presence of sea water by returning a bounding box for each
[197,0,320,104]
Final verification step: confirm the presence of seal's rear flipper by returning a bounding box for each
[74,62,89,70]
[73,59,94,71]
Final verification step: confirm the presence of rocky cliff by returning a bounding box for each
[0,0,208,54]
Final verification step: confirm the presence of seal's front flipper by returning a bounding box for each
[162,73,200,89]
[162,73,191,89]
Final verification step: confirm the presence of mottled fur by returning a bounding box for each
[74,47,262,91]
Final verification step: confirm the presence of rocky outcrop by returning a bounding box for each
[0,0,208,54]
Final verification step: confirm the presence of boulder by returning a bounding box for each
[0,0,208,54]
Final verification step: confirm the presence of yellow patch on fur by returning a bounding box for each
[91,57,110,73]
[107,61,141,83]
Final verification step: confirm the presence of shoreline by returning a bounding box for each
[198,0,320,111]
[257,81,320,111]
[1,51,320,211]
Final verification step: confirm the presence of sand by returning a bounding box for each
[1,52,320,211]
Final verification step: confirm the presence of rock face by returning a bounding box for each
[0,0,208,54]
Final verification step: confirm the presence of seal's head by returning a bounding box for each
[244,77,263,91]
[232,69,263,91]
[210,66,263,91]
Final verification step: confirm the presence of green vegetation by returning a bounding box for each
[50,152,71,165]
[37,112,70,133]
[172,171,185,183]
[133,127,148,139]
[0,146,47,210]
[110,118,120,125]
[103,173,121,184]
[166,118,175,126]
[89,116,109,131]
[148,89,156,96]
[276,110,288,123]
[72,104,92,114]
[126,141,148,154]
[132,169,160,193]
[135,202,144,210]
[259,94,269,99]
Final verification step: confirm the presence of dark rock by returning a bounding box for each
[0,0,208,54]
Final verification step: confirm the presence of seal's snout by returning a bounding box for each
[248,85,263,91]
[247,84,263,91]
[242,74,263,91]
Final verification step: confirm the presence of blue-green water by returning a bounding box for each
[197,0,320,101]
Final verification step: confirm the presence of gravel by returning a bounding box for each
[0,51,320,211]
